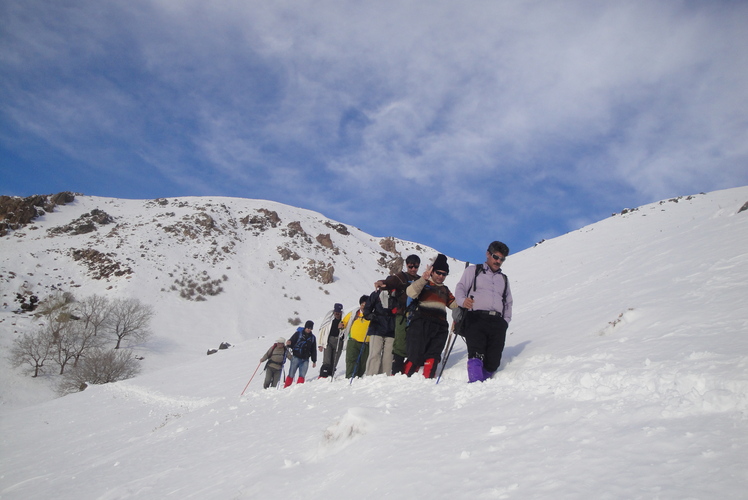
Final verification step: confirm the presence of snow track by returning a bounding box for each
[102,382,221,412]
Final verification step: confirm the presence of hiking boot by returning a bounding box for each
[283,376,293,388]
[422,358,436,379]
[467,358,485,383]
[297,376,305,384]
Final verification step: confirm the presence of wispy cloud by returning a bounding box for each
[1,0,746,259]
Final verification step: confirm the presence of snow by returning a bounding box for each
[1,187,747,499]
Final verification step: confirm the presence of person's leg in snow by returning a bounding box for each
[296,358,309,383]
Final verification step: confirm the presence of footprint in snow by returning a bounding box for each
[308,407,375,461]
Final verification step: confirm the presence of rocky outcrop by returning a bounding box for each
[241,208,281,234]
[305,259,334,284]
[316,233,334,249]
[0,192,76,236]
[324,221,350,235]
[48,209,114,236]
[71,248,133,280]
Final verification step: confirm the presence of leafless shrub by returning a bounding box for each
[9,328,53,377]
[57,348,141,395]
[35,290,76,318]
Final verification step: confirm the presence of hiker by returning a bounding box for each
[343,295,371,378]
[317,303,345,378]
[363,283,397,376]
[259,337,288,389]
[284,321,317,387]
[454,241,513,383]
[374,254,421,374]
[404,253,458,378]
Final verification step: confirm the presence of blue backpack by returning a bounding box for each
[292,328,313,358]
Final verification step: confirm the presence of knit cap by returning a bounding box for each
[433,253,449,274]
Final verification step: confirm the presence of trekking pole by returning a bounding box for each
[330,339,339,383]
[436,290,472,385]
[443,331,454,365]
[436,332,459,385]
[349,334,369,385]
[240,361,262,396]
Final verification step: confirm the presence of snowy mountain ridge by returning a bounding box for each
[0,186,747,499]
[1,193,446,387]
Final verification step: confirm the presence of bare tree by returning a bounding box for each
[69,320,105,368]
[58,348,142,395]
[106,298,154,349]
[12,293,153,381]
[77,294,111,337]
[34,291,101,374]
[50,320,77,375]
[50,319,105,374]
[65,294,110,368]
[9,329,53,377]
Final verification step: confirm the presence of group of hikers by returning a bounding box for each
[258,241,513,389]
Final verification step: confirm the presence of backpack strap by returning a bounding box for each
[473,263,509,317]
[472,264,482,293]
[501,272,508,317]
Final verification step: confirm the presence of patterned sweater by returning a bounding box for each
[406,277,458,319]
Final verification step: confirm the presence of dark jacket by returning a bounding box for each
[363,289,396,338]
[383,271,420,313]
[288,327,317,362]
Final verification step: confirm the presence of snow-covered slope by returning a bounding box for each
[1,187,747,499]
[0,194,447,405]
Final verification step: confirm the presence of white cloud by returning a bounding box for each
[1,0,746,255]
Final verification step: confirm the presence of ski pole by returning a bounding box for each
[435,330,459,384]
[240,361,262,396]
[443,331,454,365]
[332,334,346,382]
[437,288,473,385]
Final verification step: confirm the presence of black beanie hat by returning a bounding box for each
[359,295,368,304]
[304,320,314,330]
[433,254,449,274]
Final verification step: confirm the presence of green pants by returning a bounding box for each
[345,338,369,378]
[392,313,408,357]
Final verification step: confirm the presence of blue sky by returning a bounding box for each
[2,0,747,263]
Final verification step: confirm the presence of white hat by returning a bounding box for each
[277,337,286,344]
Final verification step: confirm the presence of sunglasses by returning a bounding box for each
[434,270,449,277]
[490,253,506,262]
[407,264,420,269]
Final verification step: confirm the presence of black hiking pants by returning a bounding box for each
[406,313,449,369]
[464,312,508,373]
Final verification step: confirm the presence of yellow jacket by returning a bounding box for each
[341,309,370,343]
